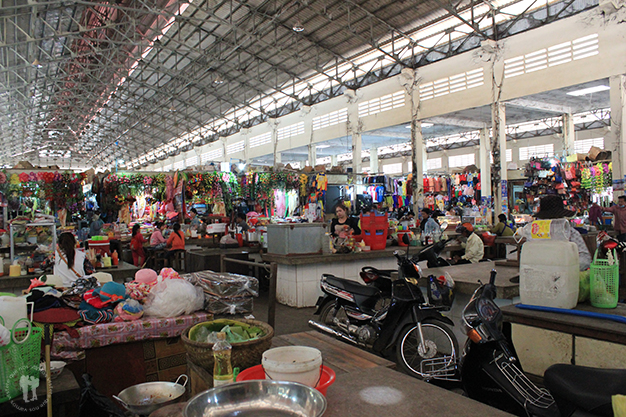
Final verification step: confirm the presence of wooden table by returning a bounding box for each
[501,303,626,346]
[325,366,512,417]
[423,261,519,299]
[271,331,395,375]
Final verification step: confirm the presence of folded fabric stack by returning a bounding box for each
[78,281,126,324]
[184,270,259,315]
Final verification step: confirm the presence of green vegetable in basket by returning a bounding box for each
[578,270,590,303]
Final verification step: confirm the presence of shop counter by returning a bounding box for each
[0,261,139,293]
[501,303,626,377]
[325,366,512,417]
[188,331,510,417]
[186,247,260,275]
[261,248,403,307]
[56,312,212,399]
[52,311,212,361]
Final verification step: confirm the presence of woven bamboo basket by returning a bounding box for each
[181,318,274,372]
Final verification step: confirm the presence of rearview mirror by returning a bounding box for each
[402,233,411,245]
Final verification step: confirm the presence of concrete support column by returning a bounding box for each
[608,75,626,199]
[269,118,280,170]
[370,147,379,174]
[346,90,363,175]
[412,121,427,191]
[352,132,362,174]
[308,144,317,167]
[479,127,492,200]
[330,155,337,167]
[301,106,313,168]
[562,113,576,156]
[492,102,508,213]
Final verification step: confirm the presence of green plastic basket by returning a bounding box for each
[0,323,42,404]
[589,249,619,309]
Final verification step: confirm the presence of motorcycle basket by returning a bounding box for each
[392,279,423,302]
[426,273,455,311]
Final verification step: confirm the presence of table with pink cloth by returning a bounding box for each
[52,312,212,361]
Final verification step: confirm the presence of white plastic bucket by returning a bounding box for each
[261,346,322,387]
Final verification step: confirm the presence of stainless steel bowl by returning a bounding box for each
[184,380,327,417]
[114,374,188,416]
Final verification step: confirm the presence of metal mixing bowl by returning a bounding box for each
[114,375,188,416]
[184,380,327,417]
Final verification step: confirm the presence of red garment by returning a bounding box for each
[83,289,111,308]
[130,233,146,267]
[167,231,186,251]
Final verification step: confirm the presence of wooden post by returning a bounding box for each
[268,262,278,329]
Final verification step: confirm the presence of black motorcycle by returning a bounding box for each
[309,248,458,381]
[461,269,626,416]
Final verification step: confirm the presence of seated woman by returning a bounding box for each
[166,223,185,258]
[130,224,147,267]
[55,232,95,287]
[150,222,167,250]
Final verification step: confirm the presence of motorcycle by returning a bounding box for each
[461,269,626,416]
[358,222,452,304]
[309,245,458,381]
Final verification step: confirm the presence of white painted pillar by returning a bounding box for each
[352,132,362,174]
[562,113,576,156]
[608,75,626,199]
[479,127,492,201]
[370,147,379,174]
[492,102,507,213]
[301,106,314,168]
[346,90,363,174]
[269,118,280,170]
[413,121,427,190]
[330,155,337,167]
[308,144,317,168]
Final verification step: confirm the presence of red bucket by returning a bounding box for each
[236,364,336,396]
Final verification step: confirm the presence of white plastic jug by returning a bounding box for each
[516,218,571,242]
[262,346,322,387]
[519,240,580,309]
[0,296,28,330]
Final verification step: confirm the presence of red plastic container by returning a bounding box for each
[236,364,336,396]
[360,213,388,250]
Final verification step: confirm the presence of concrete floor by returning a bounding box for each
[250,286,317,336]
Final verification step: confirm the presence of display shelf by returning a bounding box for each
[10,222,57,262]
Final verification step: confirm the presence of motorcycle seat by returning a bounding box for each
[362,267,395,276]
[323,275,381,297]
[544,364,626,417]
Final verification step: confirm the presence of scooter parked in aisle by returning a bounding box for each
[309,241,458,381]
[461,269,626,416]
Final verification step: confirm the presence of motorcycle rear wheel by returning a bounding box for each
[396,321,458,380]
[319,301,347,330]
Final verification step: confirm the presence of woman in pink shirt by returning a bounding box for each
[150,222,167,249]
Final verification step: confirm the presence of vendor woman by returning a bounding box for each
[130,224,147,267]
[166,222,185,253]
[330,203,361,237]
[55,232,95,287]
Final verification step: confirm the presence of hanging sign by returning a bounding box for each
[501,180,508,198]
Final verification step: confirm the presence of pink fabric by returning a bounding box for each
[51,312,212,361]
[150,230,166,246]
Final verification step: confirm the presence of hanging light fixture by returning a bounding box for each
[213,74,225,85]
[292,17,305,32]
[32,58,42,68]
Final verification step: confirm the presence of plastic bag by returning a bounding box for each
[578,270,590,302]
[144,279,204,318]
[613,394,626,417]
[184,271,259,297]
[78,374,125,417]
[205,294,254,315]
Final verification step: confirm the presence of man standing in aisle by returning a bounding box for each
[604,195,626,242]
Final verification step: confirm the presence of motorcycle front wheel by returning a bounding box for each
[396,321,458,380]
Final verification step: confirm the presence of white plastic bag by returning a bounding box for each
[144,279,204,318]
